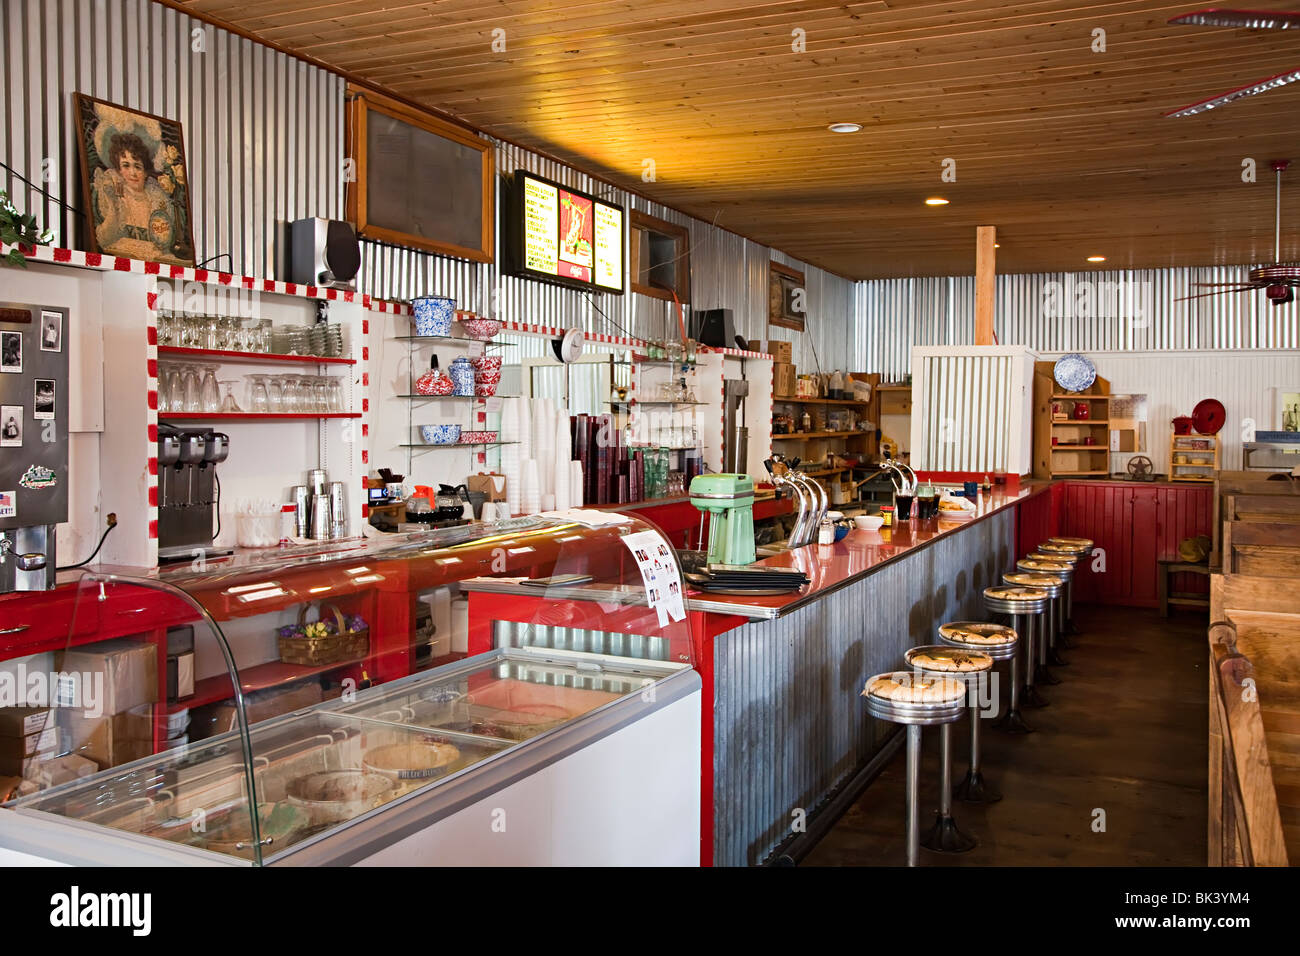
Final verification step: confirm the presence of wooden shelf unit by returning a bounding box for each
[770,375,881,494]
[1032,361,1113,479]
[1170,431,1220,482]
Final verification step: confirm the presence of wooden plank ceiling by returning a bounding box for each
[176,0,1300,279]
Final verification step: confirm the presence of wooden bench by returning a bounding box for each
[1208,574,1300,866]
[1212,474,1300,569]
[1222,521,1300,576]
[1159,559,1211,616]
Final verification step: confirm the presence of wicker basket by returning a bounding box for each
[278,603,370,667]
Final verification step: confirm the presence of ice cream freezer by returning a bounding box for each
[0,514,701,866]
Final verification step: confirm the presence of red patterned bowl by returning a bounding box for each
[460,430,499,444]
[473,355,502,374]
[460,318,503,341]
[475,369,502,384]
[476,380,499,397]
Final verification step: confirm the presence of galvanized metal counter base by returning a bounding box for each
[711,509,1015,867]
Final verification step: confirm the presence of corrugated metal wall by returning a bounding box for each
[855,267,1300,377]
[0,0,344,280]
[914,352,1015,472]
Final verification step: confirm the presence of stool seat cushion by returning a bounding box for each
[1048,537,1093,549]
[985,585,1050,601]
[906,646,993,672]
[1038,542,1087,556]
[1004,571,1064,588]
[864,672,966,704]
[1018,557,1072,573]
[938,621,1017,645]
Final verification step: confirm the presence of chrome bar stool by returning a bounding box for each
[1017,554,1075,654]
[905,645,992,846]
[933,628,1015,803]
[1003,571,1066,684]
[1038,539,1092,635]
[862,671,968,866]
[984,585,1050,711]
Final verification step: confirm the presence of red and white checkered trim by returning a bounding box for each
[368,299,411,316]
[3,244,361,304]
[144,290,160,546]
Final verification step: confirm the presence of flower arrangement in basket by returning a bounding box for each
[277,604,369,667]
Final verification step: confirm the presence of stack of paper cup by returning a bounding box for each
[481,501,498,522]
[569,460,585,507]
[500,397,519,444]
[518,396,532,461]
[501,444,521,516]
[521,459,541,515]
[552,412,571,510]
[532,399,553,495]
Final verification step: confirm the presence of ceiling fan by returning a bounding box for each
[1165,8,1300,118]
[1179,159,1298,305]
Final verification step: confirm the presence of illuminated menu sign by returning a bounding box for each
[514,172,623,294]
[593,203,623,291]
[522,177,559,276]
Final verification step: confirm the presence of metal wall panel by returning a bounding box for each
[0,0,345,280]
[854,267,1300,376]
[711,509,1015,866]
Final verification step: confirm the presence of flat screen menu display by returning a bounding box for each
[511,171,624,293]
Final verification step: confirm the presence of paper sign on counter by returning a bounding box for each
[620,530,686,627]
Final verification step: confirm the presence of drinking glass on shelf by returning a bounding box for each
[157,369,171,413]
[157,311,174,346]
[182,364,202,413]
[279,375,299,413]
[265,375,284,413]
[219,381,242,413]
[167,366,185,413]
[248,375,269,414]
[200,366,221,413]
[314,376,331,413]
[202,314,219,350]
[259,319,273,353]
[327,377,344,413]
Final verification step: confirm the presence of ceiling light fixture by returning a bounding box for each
[924,197,949,206]
[828,122,862,133]
[1086,255,1106,263]
[1165,68,1300,118]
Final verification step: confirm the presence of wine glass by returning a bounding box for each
[182,364,202,413]
[200,366,221,413]
[219,380,243,413]
[248,375,269,414]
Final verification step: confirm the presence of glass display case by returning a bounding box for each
[0,513,699,866]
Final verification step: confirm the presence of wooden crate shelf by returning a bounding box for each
[1033,361,1113,479]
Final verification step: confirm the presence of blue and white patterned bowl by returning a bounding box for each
[420,424,461,445]
[412,296,455,337]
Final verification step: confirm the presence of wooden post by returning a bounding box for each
[975,226,996,345]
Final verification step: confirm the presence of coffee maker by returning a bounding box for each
[157,425,231,562]
[0,302,69,593]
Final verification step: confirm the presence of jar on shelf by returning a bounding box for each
[448,357,476,396]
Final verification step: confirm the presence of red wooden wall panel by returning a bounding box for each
[1155,484,1213,595]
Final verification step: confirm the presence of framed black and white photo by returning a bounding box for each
[0,406,22,447]
[33,379,55,421]
[40,311,62,353]
[0,331,20,373]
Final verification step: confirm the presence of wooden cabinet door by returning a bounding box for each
[1130,487,1160,606]
[1063,482,1133,603]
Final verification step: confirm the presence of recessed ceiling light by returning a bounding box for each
[828,122,862,133]
[994,243,1000,248]
[924,197,949,206]
[1086,255,1106,262]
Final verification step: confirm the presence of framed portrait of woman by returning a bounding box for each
[73,93,196,267]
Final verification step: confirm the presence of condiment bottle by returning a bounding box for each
[801,410,812,433]
[982,473,992,493]
[818,515,835,545]
[880,505,893,527]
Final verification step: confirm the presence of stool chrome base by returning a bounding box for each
[921,812,978,853]
[1034,664,1062,686]
[992,707,1033,734]
[954,768,1002,804]
[1022,684,1050,708]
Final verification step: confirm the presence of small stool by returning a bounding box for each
[862,671,968,866]
[934,628,1016,802]
[984,585,1050,713]
[1158,558,1211,617]
[1003,570,1067,681]
[1017,555,1075,650]
[1037,540,1090,634]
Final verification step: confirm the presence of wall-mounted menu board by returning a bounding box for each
[506,170,624,294]
[346,87,494,263]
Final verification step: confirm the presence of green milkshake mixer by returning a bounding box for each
[689,473,757,566]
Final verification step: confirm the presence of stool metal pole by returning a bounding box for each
[906,724,921,867]
[1047,592,1069,667]
[922,723,978,851]
[1020,612,1048,708]
[1035,603,1062,685]
[955,674,1002,801]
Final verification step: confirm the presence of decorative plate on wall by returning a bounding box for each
[1053,353,1097,392]
[1192,398,1226,435]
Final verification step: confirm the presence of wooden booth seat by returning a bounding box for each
[1222,521,1300,577]
[1212,475,1300,569]
[1208,574,1300,866]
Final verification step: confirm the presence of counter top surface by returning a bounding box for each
[685,483,1050,620]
